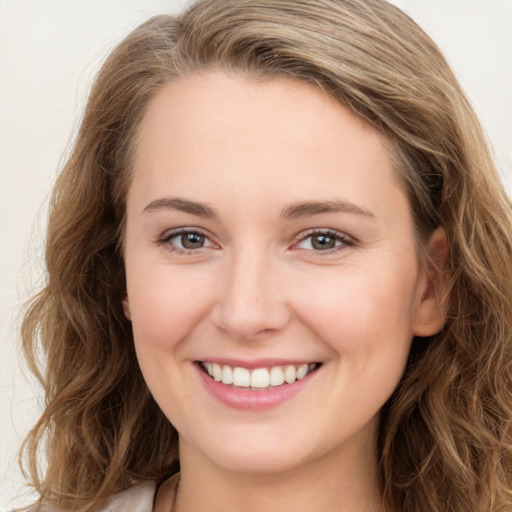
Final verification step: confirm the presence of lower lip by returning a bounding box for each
[196,364,318,411]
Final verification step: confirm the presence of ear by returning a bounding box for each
[122,296,132,321]
[413,228,450,337]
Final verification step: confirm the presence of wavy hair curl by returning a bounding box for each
[21,0,512,510]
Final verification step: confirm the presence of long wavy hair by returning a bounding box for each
[20,0,512,510]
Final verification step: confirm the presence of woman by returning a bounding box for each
[19,0,512,511]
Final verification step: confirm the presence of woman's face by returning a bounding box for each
[123,72,444,475]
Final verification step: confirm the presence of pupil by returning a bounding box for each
[312,234,335,250]
[182,232,205,249]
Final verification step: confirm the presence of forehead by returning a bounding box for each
[136,71,387,154]
[130,71,405,223]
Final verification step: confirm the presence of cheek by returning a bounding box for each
[126,263,216,352]
[292,261,419,360]
[126,264,218,421]
[293,266,418,423]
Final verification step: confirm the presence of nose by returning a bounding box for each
[210,250,292,341]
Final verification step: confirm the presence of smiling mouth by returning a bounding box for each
[198,362,321,390]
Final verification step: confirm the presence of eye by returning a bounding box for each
[295,230,353,252]
[174,231,207,249]
[158,228,216,253]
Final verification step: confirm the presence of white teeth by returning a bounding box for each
[203,362,318,389]
[212,363,222,382]
[269,366,285,386]
[251,368,270,388]
[296,363,309,380]
[232,367,251,387]
[284,365,296,384]
[221,365,233,385]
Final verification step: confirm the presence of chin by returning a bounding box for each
[209,447,308,475]
[182,430,315,476]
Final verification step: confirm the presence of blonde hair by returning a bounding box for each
[21,0,512,510]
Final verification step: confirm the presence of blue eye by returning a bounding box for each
[159,229,215,252]
[174,232,206,249]
[296,230,352,251]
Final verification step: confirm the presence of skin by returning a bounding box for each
[123,71,447,512]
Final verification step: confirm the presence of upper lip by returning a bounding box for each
[195,358,320,369]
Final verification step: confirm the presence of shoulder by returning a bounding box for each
[100,480,158,511]
[12,480,158,512]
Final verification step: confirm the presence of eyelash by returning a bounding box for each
[156,228,216,255]
[156,228,355,255]
[293,229,355,254]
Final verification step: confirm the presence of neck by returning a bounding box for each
[175,430,387,512]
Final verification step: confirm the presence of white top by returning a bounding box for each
[14,480,159,512]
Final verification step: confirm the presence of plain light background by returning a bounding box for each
[1,0,511,508]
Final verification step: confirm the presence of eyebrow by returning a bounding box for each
[280,200,375,219]
[143,197,216,217]
[143,197,374,220]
